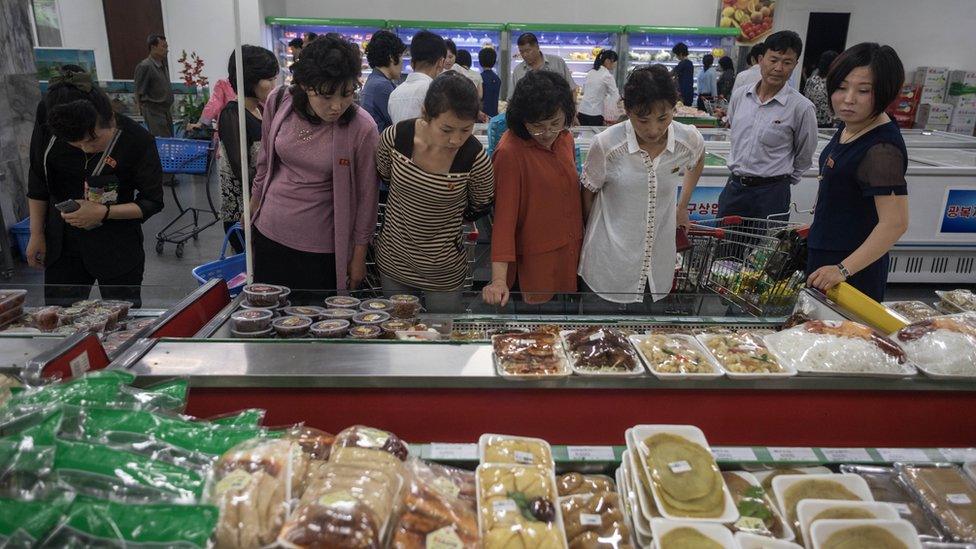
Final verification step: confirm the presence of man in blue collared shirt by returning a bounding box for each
[720,31,818,220]
[361,30,406,134]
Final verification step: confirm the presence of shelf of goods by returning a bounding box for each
[686,128,976,284]
[392,20,505,75]
[265,17,385,79]
[2,366,975,547]
[507,23,623,92]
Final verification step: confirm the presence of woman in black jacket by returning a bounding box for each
[25,68,164,306]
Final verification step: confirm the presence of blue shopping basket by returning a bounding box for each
[192,223,246,296]
[156,137,211,175]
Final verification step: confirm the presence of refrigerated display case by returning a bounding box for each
[265,17,386,78]
[623,26,739,104]
[392,20,504,77]
[506,23,623,97]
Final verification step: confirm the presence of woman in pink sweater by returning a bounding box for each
[249,35,379,298]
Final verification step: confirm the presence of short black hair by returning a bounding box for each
[671,42,689,57]
[445,39,457,56]
[764,31,803,59]
[506,70,575,140]
[147,34,166,49]
[305,32,318,42]
[228,45,280,99]
[702,54,714,71]
[478,47,497,69]
[365,30,405,69]
[288,37,304,50]
[456,49,472,69]
[826,42,904,117]
[45,70,115,141]
[289,34,361,126]
[593,49,618,71]
[719,56,734,71]
[424,70,480,121]
[624,64,678,115]
[817,50,839,76]
[748,43,767,64]
[516,33,539,47]
[410,30,447,68]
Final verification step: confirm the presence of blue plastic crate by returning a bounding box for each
[156,138,211,175]
[9,217,30,261]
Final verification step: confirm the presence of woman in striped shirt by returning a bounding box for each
[374,71,495,312]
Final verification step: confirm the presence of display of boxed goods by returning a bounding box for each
[914,67,950,87]
[916,103,953,127]
[921,86,948,105]
[946,93,976,110]
[887,84,922,128]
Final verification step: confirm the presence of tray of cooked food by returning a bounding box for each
[559,327,644,376]
[763,320,917,377]
[629,334,725,379]
[696,331,796,379]
[491,331,570,379]
[895,313,976,379]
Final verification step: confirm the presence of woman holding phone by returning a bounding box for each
[26,68,164,306]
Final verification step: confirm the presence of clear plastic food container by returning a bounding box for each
[272,315,312,338]
[388,294,421,319]
[348,325,382,340]
[353,311,391,326]
[359,298,395,313]
[243,284,283,307]
[230,309,274,333]
[231,326,273,339]
[282,306,326,320]
[324,295,361,309]
[310,319,350,338]
[321,308,357,321]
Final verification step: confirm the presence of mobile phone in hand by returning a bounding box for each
[55,199,80,213]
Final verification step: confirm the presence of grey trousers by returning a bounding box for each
[379,273,463,314]
[141,103,174,137]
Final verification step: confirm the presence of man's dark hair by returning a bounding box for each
[826,42,904,117]
[305,32,318,42]
[702,54,714,71]
[764,31,803,59]
[365,30,405,69]
[445,39,457,56]
[45,71,115,141]
[718,56,734,71]
[147,34,166,50]
[671,42,689,57]
[817,50,839,77]
[748,43,767,64]
[623,64,678,115]
[289,34,361,126]
[478,47,497,69]
[228,45,280,99]
[424,71,480,121]
[288,37,304,50]
[409,30,447,68]
[456,50,472,69]
[593,49,618,71]
[516,33,539,47]
[506,71,575,140]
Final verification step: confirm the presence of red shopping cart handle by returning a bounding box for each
[688,227,725,239]
[466,231,480,241]
[720,215,744,226]
[795,225,810,238]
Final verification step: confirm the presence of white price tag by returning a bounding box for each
[939,448,976,462]
[712,447,758,462]
[877,448,932,463]
[948,493,973,505]
[882,502,912,516]
[768,447,819,462]
[428,443,477,460]
[821,448,873,462]
[492,499,519,515]
[580,513,603,527]
[514,451,535,464]
[567,446,615,461]
[668,460,693,474]
[69,351,90,377]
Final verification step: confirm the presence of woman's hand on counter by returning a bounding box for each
[807,265,846,292]
[61,200,107,230]
[25,234,45,268]
[482,280,510,307]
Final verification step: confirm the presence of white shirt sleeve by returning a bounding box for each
[686,126,706,169]
[581,136,608,192]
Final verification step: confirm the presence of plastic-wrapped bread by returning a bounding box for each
[391,458,480,548]
[557,473,617,497]
[333,425,410,461]
[560,492,634,548]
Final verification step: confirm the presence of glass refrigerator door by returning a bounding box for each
[397,27,502,74]
[626,33,735,102]
[509,30,616,89]
[270,24,381,79]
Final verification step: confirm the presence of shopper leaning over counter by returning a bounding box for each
[217,45,279,255]
[26,68,164,307]
[719,31,818,220]
[578,50,620,126]
[388,31,447,124]
[806,43,909,302]
[578,65,705,312]
[361,30,406,134]
[248,35,379,297]
[375,72,494,312]
[482,71,583,307]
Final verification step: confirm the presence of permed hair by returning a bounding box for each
[45,70,115,141]
[506,70,575,140]
[289,34,361,126]
[365,30,406,69]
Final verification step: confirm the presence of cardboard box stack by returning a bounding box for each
[915,103,952,131]
[914,66,949,104]
[946,70,976,135]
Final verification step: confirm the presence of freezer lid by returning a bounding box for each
[265,16,387,28]
[391,20,505,31]
[908,148,976,167]
[625,25,740,36]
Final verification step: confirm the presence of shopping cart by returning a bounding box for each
[154,137,219,258]
[702,97,729,117]
[684,216,809,317]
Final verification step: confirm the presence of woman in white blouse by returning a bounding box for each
[578,50,620,126]
[579,64,705,312]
